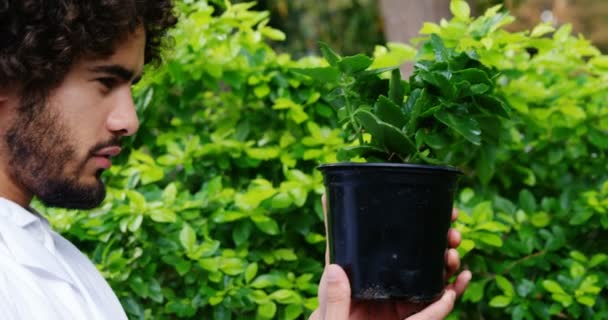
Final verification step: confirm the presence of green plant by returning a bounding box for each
[419,1,608,319]
[295,36,509,176]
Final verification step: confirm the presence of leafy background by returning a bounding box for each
[36,0,608,319]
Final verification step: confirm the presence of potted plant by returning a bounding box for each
[294,34,510,301]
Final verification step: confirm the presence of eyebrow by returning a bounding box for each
[89,65,143,84]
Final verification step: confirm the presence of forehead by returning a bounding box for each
[83,27,146,73]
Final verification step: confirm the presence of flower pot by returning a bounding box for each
[318,162,462,301]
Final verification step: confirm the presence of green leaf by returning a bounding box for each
[284,304,303,320]
[531,24,555,37]
[462,281,486,302]
[450,0,471,20]
[319,42,341,66]
[530,211,550,228]
[179,224,197,253]
[475,95,510,118]
[489,295,512,308]
[269,289,300,304]
[543,280,566,294]
[476,221,508,232]
[374,96,407,128]
[435,110,481,145]
[429,34,448,62]
[292,67,340,83]
[589,254,608,268]
[477,232,503,247]
[552,293,573,307]
[251,215,280,235]
[424,131,448,149]
[261,27,285,41]
[251,274,279,289]
[128,214,144,232]
[257,302,277,319]
[162,183,178,204]
[338,54,374,74]
[245,263,258,284]
[576,295,597,307]
[354,109,384,143]
[518,189,537,213]
[149,208,177,223]
[458,239,476,257]
[453,68,492,86]
[495,275,515,297]
[220,257,245,276]
[477,145,497,185]
[470,83,490,95]
[389,68,405,105]
[274,249,298,261]
[472,201,493,223]
[232,221,252,246]
[380,121,416,157]
[271,192,292,209]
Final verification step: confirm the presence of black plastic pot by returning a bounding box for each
[318,163,462,301]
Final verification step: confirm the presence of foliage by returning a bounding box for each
[38,1,342,319]
[33,0,608,319]
[296,36,509,175]
[237,0,385,57]
[420,1,608,319]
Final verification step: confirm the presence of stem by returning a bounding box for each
[502,250,547,275]
[341,76,363,145]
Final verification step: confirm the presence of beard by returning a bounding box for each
[4,93,108,209]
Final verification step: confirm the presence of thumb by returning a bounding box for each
[319,264,351,320]
[406,289,456,320]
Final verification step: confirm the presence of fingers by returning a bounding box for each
[447,228,461,249]
[449,270,472,297]
[445,248,460,279]
[316,264,351,320]
[406,289,456,320]
[451,208,458,222]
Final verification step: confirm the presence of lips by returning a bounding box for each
[92,146,122,169]
[93,146,122,158]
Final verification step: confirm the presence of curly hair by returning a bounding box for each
[0,0,178,92]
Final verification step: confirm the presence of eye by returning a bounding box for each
[97,77,118,91]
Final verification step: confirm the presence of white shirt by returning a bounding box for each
[0,197,127,320]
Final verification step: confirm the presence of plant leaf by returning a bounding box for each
[374,95,407,128]
[354,109,384,145]
[434,110,482,145]
[430,34,449,62]
[338,54,374,74]
[318,42,340,66]
[292,67,340,83]
[389,68,405,104]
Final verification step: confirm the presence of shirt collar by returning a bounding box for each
[0,197,76,286]
[0,197,40,227]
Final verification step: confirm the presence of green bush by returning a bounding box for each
[36,1,607,319]
[420,2,608,319]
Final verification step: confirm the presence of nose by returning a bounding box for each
[106,88,140,137]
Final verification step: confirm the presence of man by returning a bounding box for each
[0,1,177,318]
[0,1,469,319]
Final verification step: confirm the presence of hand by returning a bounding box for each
[310,196,472,320]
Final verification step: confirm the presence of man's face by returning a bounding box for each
[3,28,145,209]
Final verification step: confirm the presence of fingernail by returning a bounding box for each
[325,265,341,283]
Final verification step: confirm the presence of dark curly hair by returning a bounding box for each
[0,0,178,93]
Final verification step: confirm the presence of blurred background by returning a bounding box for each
[235,0,608,57]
